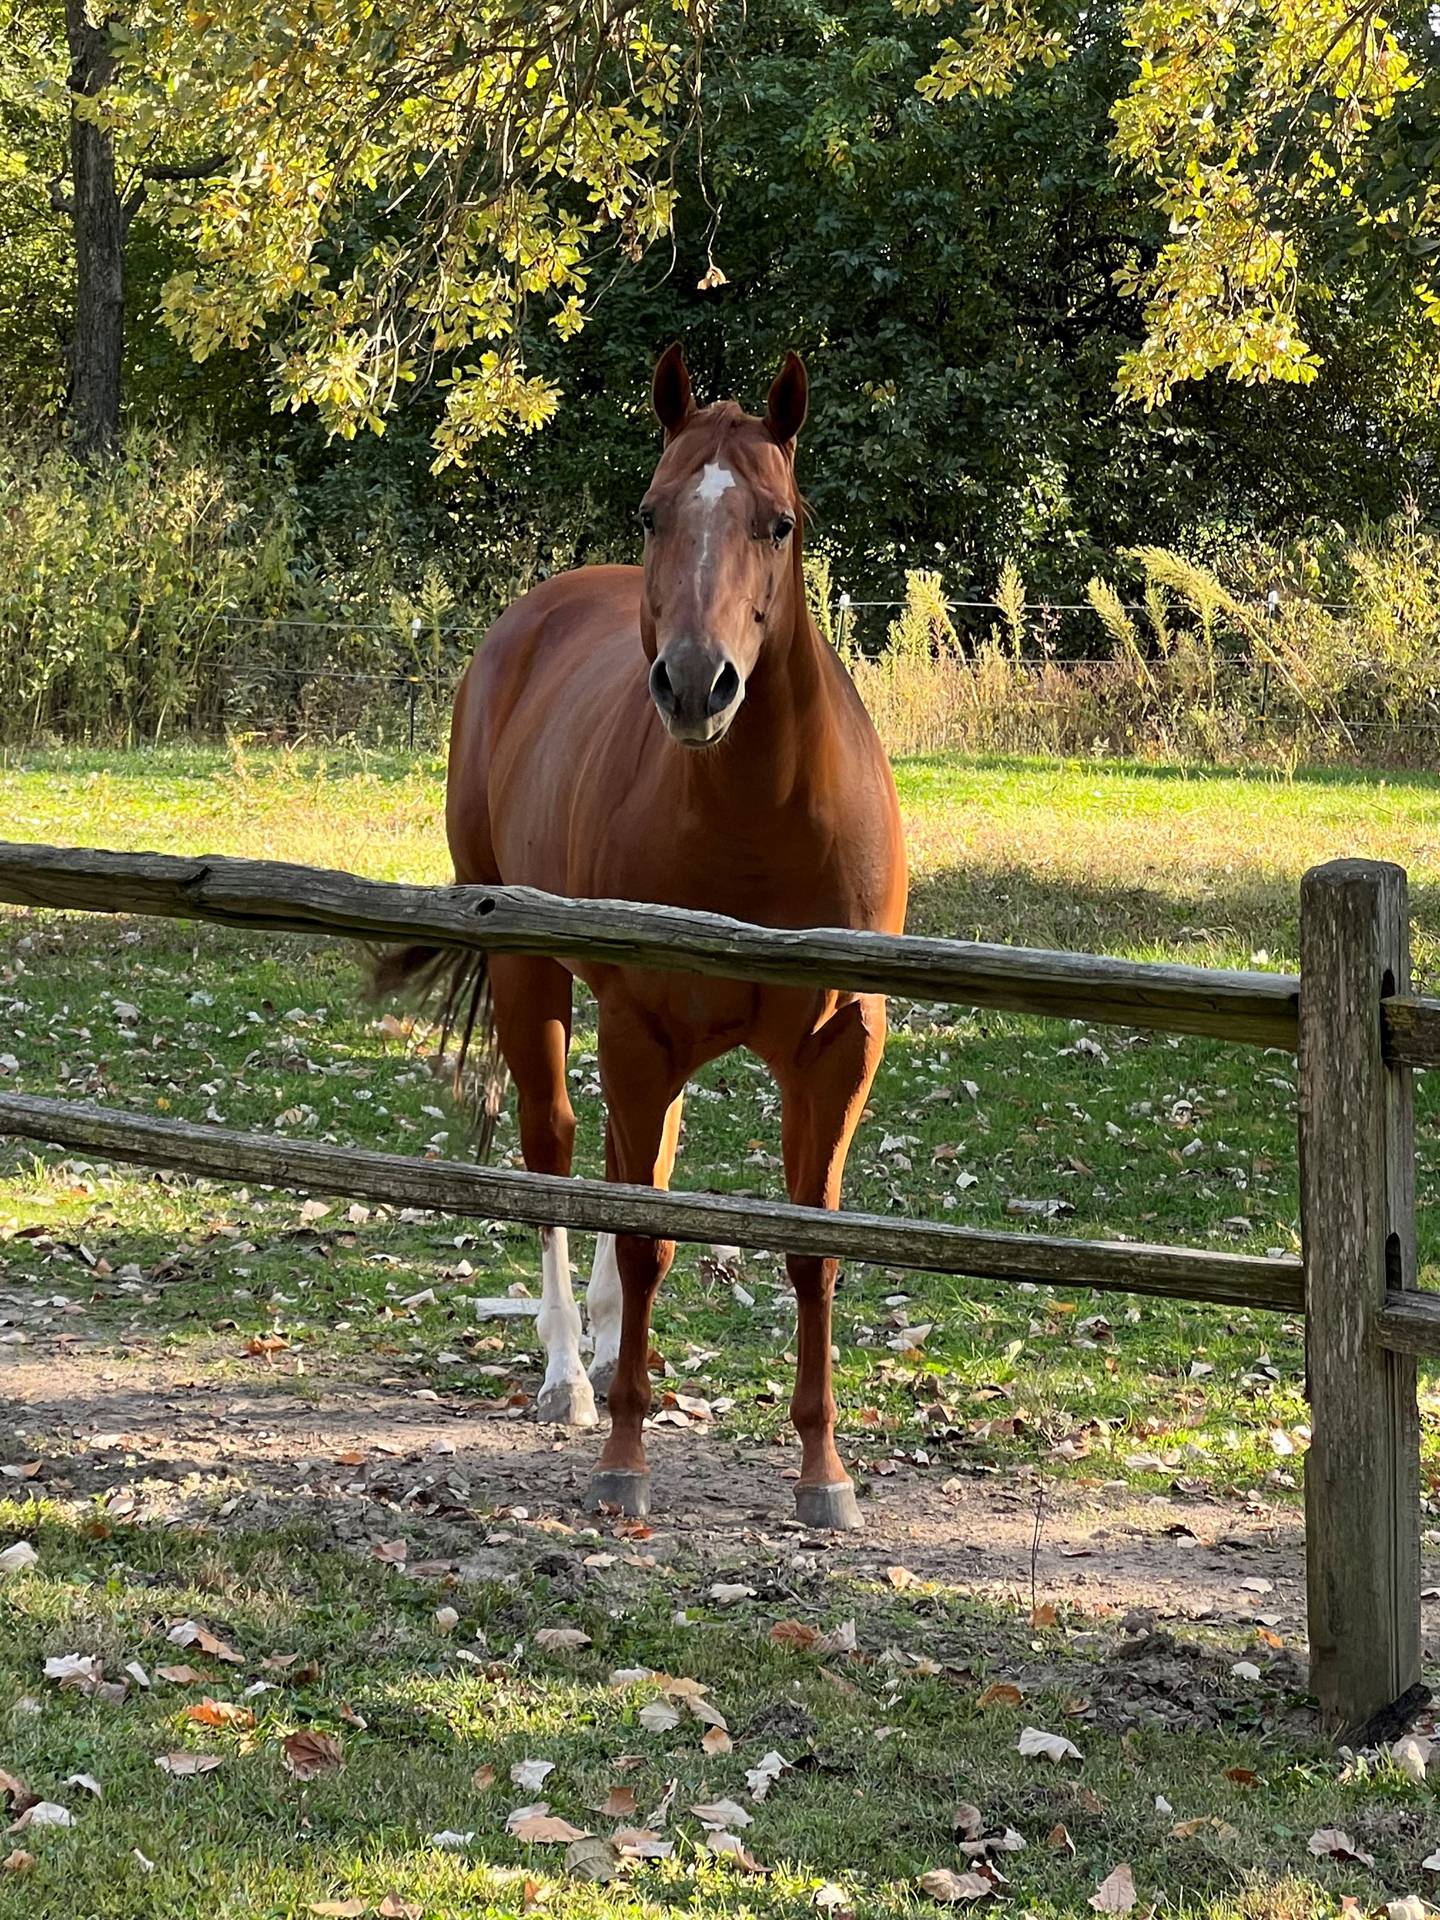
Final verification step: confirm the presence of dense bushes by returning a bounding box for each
[0,431,482,743]
[3,428,1438,764]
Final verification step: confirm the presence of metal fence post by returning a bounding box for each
[1298,858,1423,1739]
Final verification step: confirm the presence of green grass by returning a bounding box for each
[2,1499,1425,1920]
[4,743,1440,1916]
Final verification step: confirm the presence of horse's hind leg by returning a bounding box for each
[489,954,596,1428]
[774,994,887,1531]
[585,1236,623,1399]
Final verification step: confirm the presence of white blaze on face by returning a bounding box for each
[691,461,736,589]
[693,461,736,506]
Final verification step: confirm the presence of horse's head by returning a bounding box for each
[638,344,808,748]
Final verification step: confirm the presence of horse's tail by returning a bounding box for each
[369,943,509,1160]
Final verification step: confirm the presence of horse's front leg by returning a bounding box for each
[775,993,887,1531]
[585,1007,689,1517]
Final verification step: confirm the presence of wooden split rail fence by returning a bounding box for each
[1,839,1439,1741]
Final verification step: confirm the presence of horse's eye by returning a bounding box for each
[638,505,656,534]
[774,515,795,543]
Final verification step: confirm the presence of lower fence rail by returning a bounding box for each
[0,1093,1302,1312]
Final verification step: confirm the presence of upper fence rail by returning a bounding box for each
[0,840,1300,1047]
[7,841,1440,1065]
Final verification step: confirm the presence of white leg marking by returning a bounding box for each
[536,1225,597,1426]
[586,1233,623,1391]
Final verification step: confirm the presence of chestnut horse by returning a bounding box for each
[383,347,906,1528]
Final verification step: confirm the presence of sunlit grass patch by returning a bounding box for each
[0,1501,1429,1920]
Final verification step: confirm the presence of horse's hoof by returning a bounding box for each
[586,1468,651,1517]
[587,1356,617,1401]
[794,1480,863,1531]
[537,1376,599,1427]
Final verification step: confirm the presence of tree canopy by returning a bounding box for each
[2,0,1437,598]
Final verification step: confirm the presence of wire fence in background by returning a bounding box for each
[13,594,1432,759]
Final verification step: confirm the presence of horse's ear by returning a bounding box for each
[653,343,695,438]
[764,351,808,445]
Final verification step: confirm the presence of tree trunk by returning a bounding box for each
[64,0,124,455]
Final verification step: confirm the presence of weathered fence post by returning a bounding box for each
[1299,859,1422,1739]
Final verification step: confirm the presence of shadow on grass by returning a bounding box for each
[906,855,1440,976]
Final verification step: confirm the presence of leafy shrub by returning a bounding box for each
[0,428,481,744]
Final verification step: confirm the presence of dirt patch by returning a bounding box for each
[0,1336,1314,1619]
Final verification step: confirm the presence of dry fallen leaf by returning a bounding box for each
[977,1683,1023,1709]
[613,1827,674,1860]
[746,1751,791,1802]
[43,1653,100,1686]
[283,1731,344,1780]
[1017,1726,1082,1763]
[770,1621,820,1651]
[157,1664,207,1685]
[918,1868,992,1903]
[815,1620,857,1657]
[8,1801,74,1833]
[1308,1828,1374,1868]
[185,1698,255,1730]
[154,1754,223,1778]
[307,1903,366,1918]
[1047,1824,1075,1854]
[638,1701,680,1735]
[1,1850,34,1874]
[702,1726,732,1756]
[535,1628,591,1653]
[1393,1736,1431,1783]
[704,1830,764,1872]
[167,1621,242,1664]
[708,1583,756,1606]
[690,1799,752,1831]
[1089,1864,1136,1913]
[377,1897,422,1920]
[602,1786,638,1819]
[565,1835,623,1883]
[508,1812,590,1844]
[512,1760,556,1793]
[0,1543,38,1577]
[472,1765,497,1791]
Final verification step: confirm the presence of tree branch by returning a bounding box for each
[140,152,227,183]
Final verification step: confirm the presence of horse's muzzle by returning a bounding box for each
[649,642,743,746]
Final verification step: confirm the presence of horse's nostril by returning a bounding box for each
[649,657,677,716]
[708,661,740,716]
